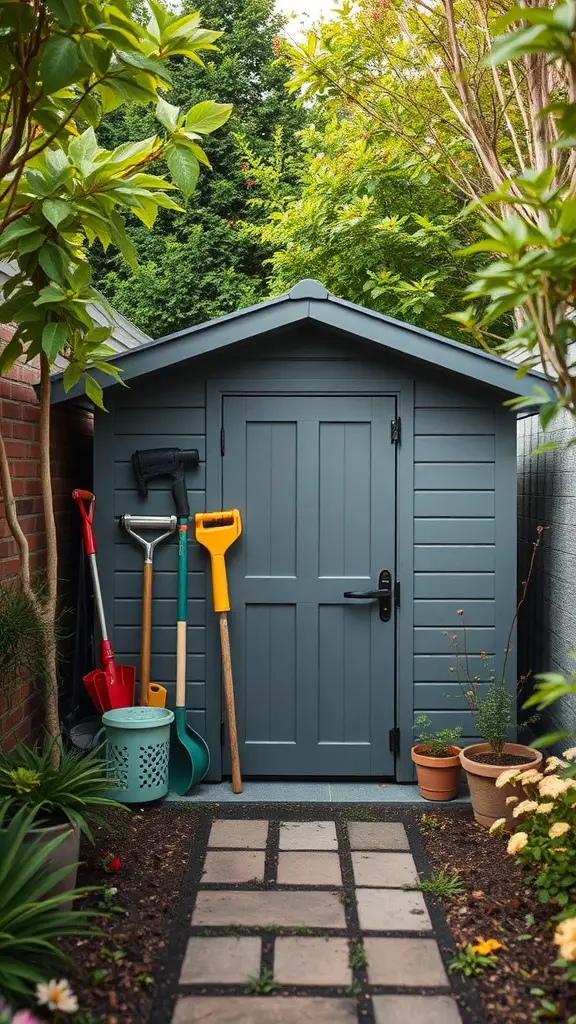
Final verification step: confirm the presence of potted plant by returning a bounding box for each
[0,740,120,896]
[411,716,463,800]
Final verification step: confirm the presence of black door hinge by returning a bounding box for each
[391,418,401,444]
[389,727,400,755]
[220,426,226,456]
[220,721,225,746]
[394,581,400,608]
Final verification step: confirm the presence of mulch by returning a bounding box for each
[420,808,576,1024]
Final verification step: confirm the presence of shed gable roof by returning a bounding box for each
[50,278,551,404]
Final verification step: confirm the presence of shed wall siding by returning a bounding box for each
[94,330,517,779]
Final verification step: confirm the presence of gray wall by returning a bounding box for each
[94,325,517,780]
[518,411,576,746]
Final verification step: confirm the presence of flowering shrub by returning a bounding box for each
[493,753,576,908]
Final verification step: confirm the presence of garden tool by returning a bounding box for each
[195,510,242,795]
[129,447,210,794]
[120,513,177,708]
[73,489,135,712]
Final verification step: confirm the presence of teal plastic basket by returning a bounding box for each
[102,706,175,804]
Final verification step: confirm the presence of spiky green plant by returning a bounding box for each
[0,580,49,704]
[0,740,121,841]
[405,870,465,898]
[0,802,100,1002]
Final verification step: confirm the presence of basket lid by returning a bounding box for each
[102,706,174,728]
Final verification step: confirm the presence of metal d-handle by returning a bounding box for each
[343,569,392,622]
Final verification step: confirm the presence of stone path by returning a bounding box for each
[169,816,466,1023]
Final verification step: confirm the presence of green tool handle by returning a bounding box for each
[176,518,188,709]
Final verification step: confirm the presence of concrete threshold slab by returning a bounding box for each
[166,781,470,804]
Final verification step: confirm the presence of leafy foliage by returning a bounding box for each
[449,943,499,976]
[413,715,462,758]
[406,869,465,899]
[0,803,99,1003]
[0,581,50,704]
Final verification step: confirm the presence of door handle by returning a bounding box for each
[343,570,392,622]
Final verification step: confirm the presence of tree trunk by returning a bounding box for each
[39,353,60,761]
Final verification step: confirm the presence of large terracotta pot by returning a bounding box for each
[460,742,543,827]
[26,820,81,908]
[411,745,462,801]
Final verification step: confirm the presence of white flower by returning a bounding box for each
[495,768,520,789]
[549,822,570,839]
[512,799,539,818]
[107,886,118,896]
[506,795,519,805]
[507,832,528,855]
[489,818,506,833]
[36,979,78,1014]
[563,747,576,761]
[536,803,555,814]
[545,756,568,774]
[539,775,571,799]
[516,769,543,784]
[555,918,576,961]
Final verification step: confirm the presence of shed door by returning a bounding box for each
[221,394,397,777]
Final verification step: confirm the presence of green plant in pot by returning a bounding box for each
[0,740,121,896]
[411,716,463,801]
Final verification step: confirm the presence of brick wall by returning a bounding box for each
[0,324,93,750]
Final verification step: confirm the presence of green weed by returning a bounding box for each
[349,942,367,969]
[245,967,278,994]
[405,869,465,898]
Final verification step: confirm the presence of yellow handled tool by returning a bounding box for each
[195,510,242,794]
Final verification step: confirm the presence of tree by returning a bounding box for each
[0,0,231,750]
[91,0,307,334]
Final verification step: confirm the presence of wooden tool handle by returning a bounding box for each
[140,561,153,705]
[219,612,242,794]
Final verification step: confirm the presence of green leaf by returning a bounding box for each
[560,200,576,234]
[33,283,67,306]
[166,144,199,196]
[84,326,111,346]
[184,100,233,134]
[63,362,83,392]
[0,338,23,375]
[71,261,92,291]
[41,35,82,93]
[18,231,45,255]
[156,97,180,132]
[68,127,99,173]
[38,243,69,284]
[85,375,106,410]
[45,0,81,28]
[0,220,38,251]
[42,199,72,229]
[42,321,69,361]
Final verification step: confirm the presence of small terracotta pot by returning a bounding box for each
[411,745,462,801]
[459,742,543,827]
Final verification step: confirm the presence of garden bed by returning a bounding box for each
[420,808,576,1024]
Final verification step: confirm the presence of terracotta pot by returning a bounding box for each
[459,743,543,827]
[26,820,81,909]
[411,745,462,801]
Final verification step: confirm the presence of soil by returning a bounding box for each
[60,804,202,1024]
[467,753,534,766]
[420,808,576,1024]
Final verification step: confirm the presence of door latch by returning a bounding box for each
[343,569,392,621]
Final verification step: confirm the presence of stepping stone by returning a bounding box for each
[274,937,351,986]
[279,821,338,850]
[202,850,265,884]
[365,937,448,986]
[356,888,431,931]
[208,820,269,849]
[372,995,462,1024]
[347,821,409,851]
[192,890,346,928]
[172,996,358,1022]
[179,936,261,984]
[277,852,342,886]
[352,851,419,888]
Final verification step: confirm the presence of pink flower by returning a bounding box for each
[13,1012,44,1024]
[245,180,254,188]
[241,163,249,171]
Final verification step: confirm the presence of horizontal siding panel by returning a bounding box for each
[186,710,206,737]
[414,600,494,626]
[156,681,206,709]
[109,652,205,682]
[114,407,205,434]
[414,545,495,571]
[414,519,494,544]
[114,539,206,572]
[415,464,495,490]
[414,627,494,654]
[114,377,205,408]
[413,709,478,734]
[415,491,495,517]
[415,682,490,710]
[415,436,495,463]
[115,625,205,654]
[114,435,205,462]
[415,408,495,434]
[114,460,206,490]
[414,573,495,598]
[113,489,205,519]
[115,598,205,627]
[114,571,205,600]
[415,382,489,408]
[414,654,492,680]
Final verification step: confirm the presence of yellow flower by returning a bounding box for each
[36,979,78,1014]
[545,756,568,774]
[536,803,555,814]
[539,776,571,799]
[507,832,528,855]
[554,918,576,961]
[495,768,520,789]
[517,769,544,784]
[506,795,519,805]
[549,822,570,839]
[472,938,503,955]
[489,818,506,833]
[563,747,576,761]
[512,799,539,818]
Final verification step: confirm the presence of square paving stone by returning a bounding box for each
[202,850,266,884]
[274,937,351,985]
[208,820,269,849]
[279,821,338,850]
[192,890,346,928]
[277,851,342,886]
[352,851,419,888]
[172,996,358,1022]
[356,888,431,931]
[179,936,261,984]
[365,937,448,986]
[372,995,461,1024]
[348,821,409,850]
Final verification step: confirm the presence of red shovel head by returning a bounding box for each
[83,669,109,713]
[83,666,135,712]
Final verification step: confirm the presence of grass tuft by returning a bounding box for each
[405,869,465,898]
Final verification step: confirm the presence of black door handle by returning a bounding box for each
[343,570,392,622]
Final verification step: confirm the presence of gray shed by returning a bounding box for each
[52,279,550,783]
